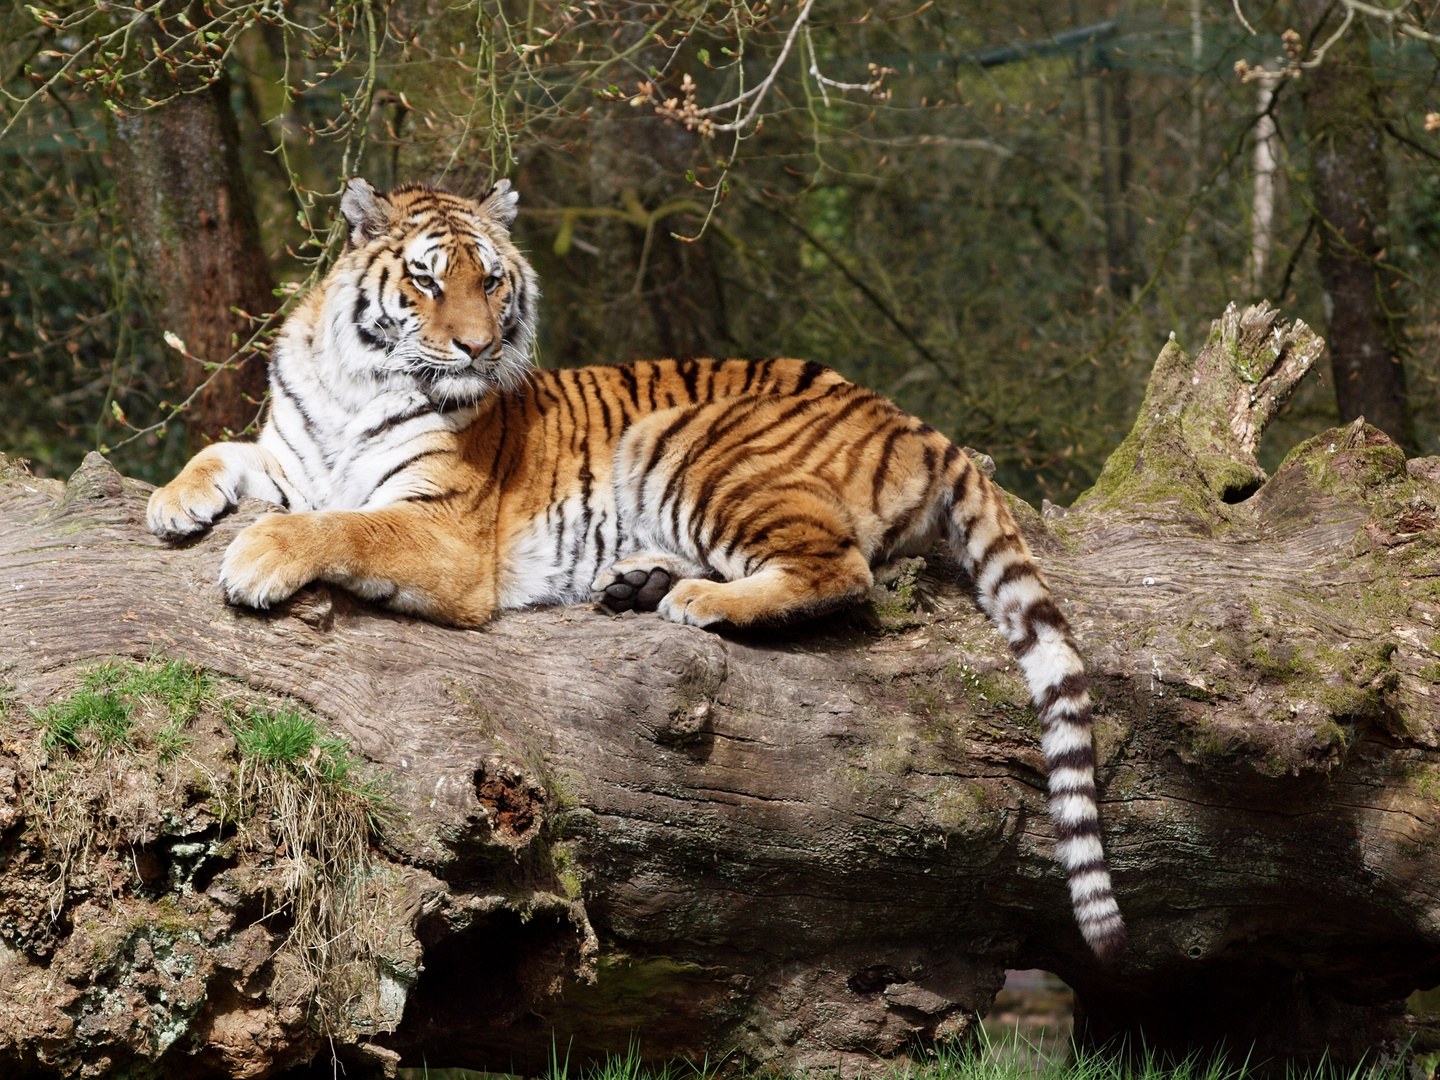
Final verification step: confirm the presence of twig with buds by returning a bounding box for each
[630,0,893,138]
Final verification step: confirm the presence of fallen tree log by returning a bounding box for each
[1,303,1439,1079]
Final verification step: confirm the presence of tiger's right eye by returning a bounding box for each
[412,273,436,292]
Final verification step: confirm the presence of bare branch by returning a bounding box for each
[1232,0,1259,35]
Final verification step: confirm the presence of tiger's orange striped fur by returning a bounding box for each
[147,181,1126,959]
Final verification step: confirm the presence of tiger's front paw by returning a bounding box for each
[218,514,319,610]
[147,472,234,541]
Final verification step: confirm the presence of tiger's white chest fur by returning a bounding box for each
[256,287,480,513]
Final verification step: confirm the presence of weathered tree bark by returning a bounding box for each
[110,74,274,445]
[3,304,1440,1079]
[1295,1,1411,447]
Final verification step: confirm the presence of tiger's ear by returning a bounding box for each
[340,178,395,248]
[479,178,520,229]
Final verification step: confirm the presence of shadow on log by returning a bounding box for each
[0,304,1438,1077]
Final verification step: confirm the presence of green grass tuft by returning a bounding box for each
[229,703,393,825]
[231,703,327,765]
[396,1037,1413,1080]
[229,703,371,785]
[83,658,211,722]
[39,657,214,758]
[227,699,396,1034]
[154,716,193,762]
[39,688,132,754]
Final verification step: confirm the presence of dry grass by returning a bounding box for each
[228,701,397,1035]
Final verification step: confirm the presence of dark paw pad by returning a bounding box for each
[601,568,673,613]
[635,568,673,610]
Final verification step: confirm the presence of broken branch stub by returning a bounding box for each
[1075,301,1324,520]
[1221,302,1326,459]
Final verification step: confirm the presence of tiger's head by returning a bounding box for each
[332,178,539,404]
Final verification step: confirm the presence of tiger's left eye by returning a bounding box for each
[412,273,436,292]
[484,271,503,294]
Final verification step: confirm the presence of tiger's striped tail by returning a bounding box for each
[945,455,1127,960]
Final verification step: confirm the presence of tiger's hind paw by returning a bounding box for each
[591,552,708,614]
[594,567,673,613]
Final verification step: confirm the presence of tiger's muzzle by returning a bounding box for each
[454,337,496,361]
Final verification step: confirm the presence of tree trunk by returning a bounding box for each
[109,75,275,446]
[1296,2,1410,447]
[1097,64,1137,298]
[1248,75,1280,296]
[1180,0,1203,288]
[2,305,1440,1079]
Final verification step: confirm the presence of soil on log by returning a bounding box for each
[1,304,1439,1078]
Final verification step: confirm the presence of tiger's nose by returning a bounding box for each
[455,337,494,360]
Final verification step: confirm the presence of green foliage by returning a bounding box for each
[152,717,193,763]
[231,703,357,782]
[3,0,1440,500]
[229,702,393,825]
[952,1038,1272,1080]
[0,104,182,482]
[533,1036,724,1080]
[230,703,331,766]
[82,657,210,717]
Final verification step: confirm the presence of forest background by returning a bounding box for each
[1,0,1438,509]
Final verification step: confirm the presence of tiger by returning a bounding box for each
[146,178,1127,960]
